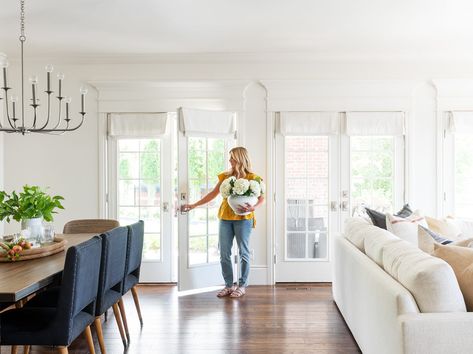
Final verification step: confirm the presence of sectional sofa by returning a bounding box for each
[333,217,473,354]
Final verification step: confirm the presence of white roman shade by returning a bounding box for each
[108,113,168,137]
[449,111,473,134]
[279,112,339,136]
[179,107,236,138]
[345,112,405,136]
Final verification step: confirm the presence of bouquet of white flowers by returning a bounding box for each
[219,176,265,199]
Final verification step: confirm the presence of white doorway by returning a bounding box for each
[107,113,174,282]
[275,134,341,282]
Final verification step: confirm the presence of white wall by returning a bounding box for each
[3,57,472,282]
[3,62,98,234]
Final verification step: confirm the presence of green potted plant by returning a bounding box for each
[0,185,64,240]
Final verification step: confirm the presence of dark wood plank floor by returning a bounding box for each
[2,284,360,354]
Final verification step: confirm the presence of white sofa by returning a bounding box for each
[333,217,473,354]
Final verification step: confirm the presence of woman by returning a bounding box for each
[182,147,264,298]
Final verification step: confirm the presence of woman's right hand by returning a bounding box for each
[181,204,194,212]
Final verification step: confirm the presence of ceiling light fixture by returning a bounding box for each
[0,0,87,135]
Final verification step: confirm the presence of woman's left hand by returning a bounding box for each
[237,203,255,213]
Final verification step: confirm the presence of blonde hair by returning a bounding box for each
[228,147,252,178]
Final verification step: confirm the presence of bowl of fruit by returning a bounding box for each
[0,236,65,262]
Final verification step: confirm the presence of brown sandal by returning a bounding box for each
[229,287,246,298]
[217,287,236,297]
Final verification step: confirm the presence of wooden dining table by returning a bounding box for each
[0,233,95,303]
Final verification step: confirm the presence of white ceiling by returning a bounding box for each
[1,0,473,62]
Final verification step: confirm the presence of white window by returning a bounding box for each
[117,138,162,260]
[350,136,395,211]
[285,136,329,260]
[345,112,405,213]
[443,111,473,218]
[187,137,227,266]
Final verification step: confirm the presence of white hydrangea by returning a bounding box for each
[260,181,266,195]
[219,179,232,198]
[249,180,261,197]
[233,178,250,195]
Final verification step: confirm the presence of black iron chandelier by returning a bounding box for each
[0,0,87,135]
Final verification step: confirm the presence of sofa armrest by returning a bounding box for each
[399,312,473,354]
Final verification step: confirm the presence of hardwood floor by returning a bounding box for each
[2,284,360,354]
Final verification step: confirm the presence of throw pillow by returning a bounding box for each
[365,204,414,230]
[425,216,462,240]
[365,208,387,229]
[418,226,473,254]
[396,203,413,218]
[446,216,473,237]
[386,212,428,245]
[433,243,473,311]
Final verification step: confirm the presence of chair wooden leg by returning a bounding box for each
[112,303,128,348]
[57,347,69,354]
[84,325,96,354]
[24,345,31,354]
[94,316,107,354]
[131,286,143,326]
[118,298,130,343]
[11,346,18,354]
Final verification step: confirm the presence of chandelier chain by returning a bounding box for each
[19,0,25,42]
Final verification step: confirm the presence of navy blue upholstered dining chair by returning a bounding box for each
[92,225,129,352]
[0,236,102,354]
[118,220,145,342]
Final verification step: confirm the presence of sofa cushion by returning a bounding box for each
[386,212,428,245]
[364,227,401,266]
[345,217,371,252]
[426,216,462,240]
[433,243,473,311]
[382,240,466,313]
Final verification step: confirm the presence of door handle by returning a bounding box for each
[330,201,338,212]
[163,202,169,213]
[179,192,188,215]
[341,200,349,212]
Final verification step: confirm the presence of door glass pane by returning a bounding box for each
[350,136,394,212]
[285,136,329,260]
[188,137,226,266]
[118,139,162,261]
[189,236,207,265]
[455,135,473,217]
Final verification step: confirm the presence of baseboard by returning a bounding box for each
[249,265,270,285]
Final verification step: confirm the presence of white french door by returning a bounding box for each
[274,119,404,283]
[275,135,341,282]
[108,131,173,282]
[177,134,235,291]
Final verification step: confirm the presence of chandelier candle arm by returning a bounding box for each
[0,0,87,135]
[2,67,6,88]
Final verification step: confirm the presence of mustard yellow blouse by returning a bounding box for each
[217,172,262,227]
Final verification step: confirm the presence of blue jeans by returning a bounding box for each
[219,219,253,288]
